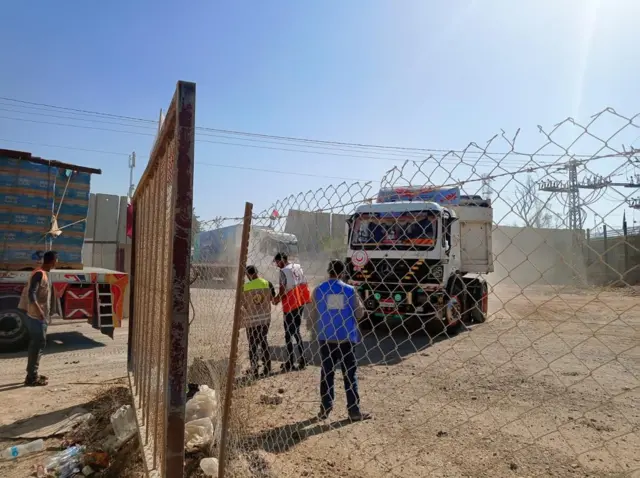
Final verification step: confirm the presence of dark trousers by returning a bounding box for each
[26,316,47,380]
[284,306,305,365]
[246,324,271,369]
[319,341,360,415]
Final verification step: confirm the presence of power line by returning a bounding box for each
[0,106,435,161]
[196,161,377,182]
[0,95,599,160]
[0,138,377,182]
[0,96,156,124]
[0,138,130,156]
[0,114,535,166]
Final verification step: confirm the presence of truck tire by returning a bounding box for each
[0,297,30,353]
[445,276,465,334]
[464,278,488,324]
[471,306,486,324]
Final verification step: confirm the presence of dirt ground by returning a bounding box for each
[0,322,130,477]
[0,283,638,477]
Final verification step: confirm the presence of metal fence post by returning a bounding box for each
[127,202,137,370]
[218,202,253,478]
[127,81,196,478]
[165,81,197,477]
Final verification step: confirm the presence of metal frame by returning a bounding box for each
[127,81,196,478]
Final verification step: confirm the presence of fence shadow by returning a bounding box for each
[0,400,97,440]
[0,331,105,359]
[242,416,356,454]
[265,327,456,369]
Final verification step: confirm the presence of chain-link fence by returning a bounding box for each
[127,81,196,478]
[186,108,639,478]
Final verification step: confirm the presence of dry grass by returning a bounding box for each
[65,385,144,477]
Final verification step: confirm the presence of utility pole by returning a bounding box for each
[537,159,609,283]
[481,174,493,200]
[128,151,136,200]
[567,160,582,231]
[538,159,614,231]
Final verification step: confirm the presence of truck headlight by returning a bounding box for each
[432,266,443,280]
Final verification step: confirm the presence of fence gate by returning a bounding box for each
[127,81,196,478]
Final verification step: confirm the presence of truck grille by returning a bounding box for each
[347,258,443,284]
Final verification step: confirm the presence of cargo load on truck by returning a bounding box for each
[0,149,129,353]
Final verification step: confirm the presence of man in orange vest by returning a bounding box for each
[273,253,311,371]
[18,251,57,387]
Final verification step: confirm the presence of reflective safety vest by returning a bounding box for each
[18,269,51,320]
[314,279,360,343]
[280,263,311,313]
[242,278,272,328]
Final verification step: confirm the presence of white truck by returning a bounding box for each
[192,225,299,286]
[345,186,493,332]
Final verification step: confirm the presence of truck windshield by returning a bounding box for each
[350,211,438,250]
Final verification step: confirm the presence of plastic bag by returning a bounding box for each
[200,457,219,476]
[185,385,217,423]
[185,418,214,451]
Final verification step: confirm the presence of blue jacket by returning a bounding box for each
[314,279,361,343]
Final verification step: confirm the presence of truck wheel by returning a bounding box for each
[0,298,30,353]
[471,306,486,323]
[445,277,465,334]
[466,279,488,324]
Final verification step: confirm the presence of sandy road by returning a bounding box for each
[0,284,638,477]
[188,284,640,477]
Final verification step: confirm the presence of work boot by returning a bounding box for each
[280,362,294,372]
[348,411,372,422]
[262,362,272,377]
[24,375,48,387]
[244,367,259,378]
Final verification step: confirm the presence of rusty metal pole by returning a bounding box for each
[165,81,196,478]
[127,202,137,371]
[218,202,253,478]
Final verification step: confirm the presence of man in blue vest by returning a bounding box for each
[311,260,371,422]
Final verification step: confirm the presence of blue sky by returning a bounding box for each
[1,0,639,230]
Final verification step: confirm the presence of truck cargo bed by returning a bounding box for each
[0,149,101,269]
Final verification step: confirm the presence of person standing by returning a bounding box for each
[273,252,310,371]
[18,251,57,387]
[311,260,371,421]
[242,265,275,377]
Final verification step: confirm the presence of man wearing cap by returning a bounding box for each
[311,260,371,421]
[242,265,276,377]
[273,252,310,371]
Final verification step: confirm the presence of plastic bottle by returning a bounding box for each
[200,457,219,476]
[44,445,84,472]
[57,457,81,478]
[0,439,44,460]
[110,405,137,442]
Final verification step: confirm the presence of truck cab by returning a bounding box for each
[345,187,493,333]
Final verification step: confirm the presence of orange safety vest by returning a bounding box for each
[18,269,51,320]
[280,263,311,313]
